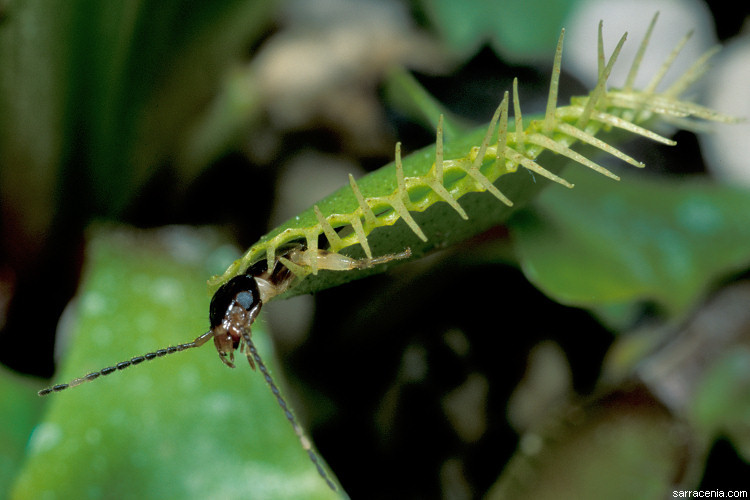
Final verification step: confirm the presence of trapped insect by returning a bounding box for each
[39,243,411,492]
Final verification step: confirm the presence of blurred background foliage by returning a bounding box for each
[1,0,750,498]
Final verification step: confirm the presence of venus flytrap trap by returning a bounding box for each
[37,15,739,495]
[208,15,738,299]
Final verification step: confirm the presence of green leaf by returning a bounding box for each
[382,67,471,140]
[11,226,341,500]
[0,0,275,223]
[487,386,702,500]
[0,367,45,498]
[420,0,581,60]
[511,168,750,319]
[692,347,750,462]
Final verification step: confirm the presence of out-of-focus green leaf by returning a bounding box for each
[381,66,471,140]
[178,65,265,174]
[0,0,275,233]
[0,0,71,246]
[510,168,750,320]
[0,367,45,498]
[419,0,581,60]
[692,348,750,462]
[486,385,702,500]
[11,226,341,500]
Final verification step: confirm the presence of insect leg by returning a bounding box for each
[287,247,411,273]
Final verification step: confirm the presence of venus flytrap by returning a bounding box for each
[37,16,739,494]
[209,16,738,299]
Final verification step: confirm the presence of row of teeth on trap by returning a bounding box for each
[242,15,737,278]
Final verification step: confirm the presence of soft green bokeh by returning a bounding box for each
[511,168,750,321]
[487,387,697,500]
[421,0,581,61]
[0,367,45,497]
[692,348,750,462]
[0,0,275,243]
[11,226,341,500]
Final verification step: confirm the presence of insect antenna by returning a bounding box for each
[37,331,214,396]
[240,329,338,492]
